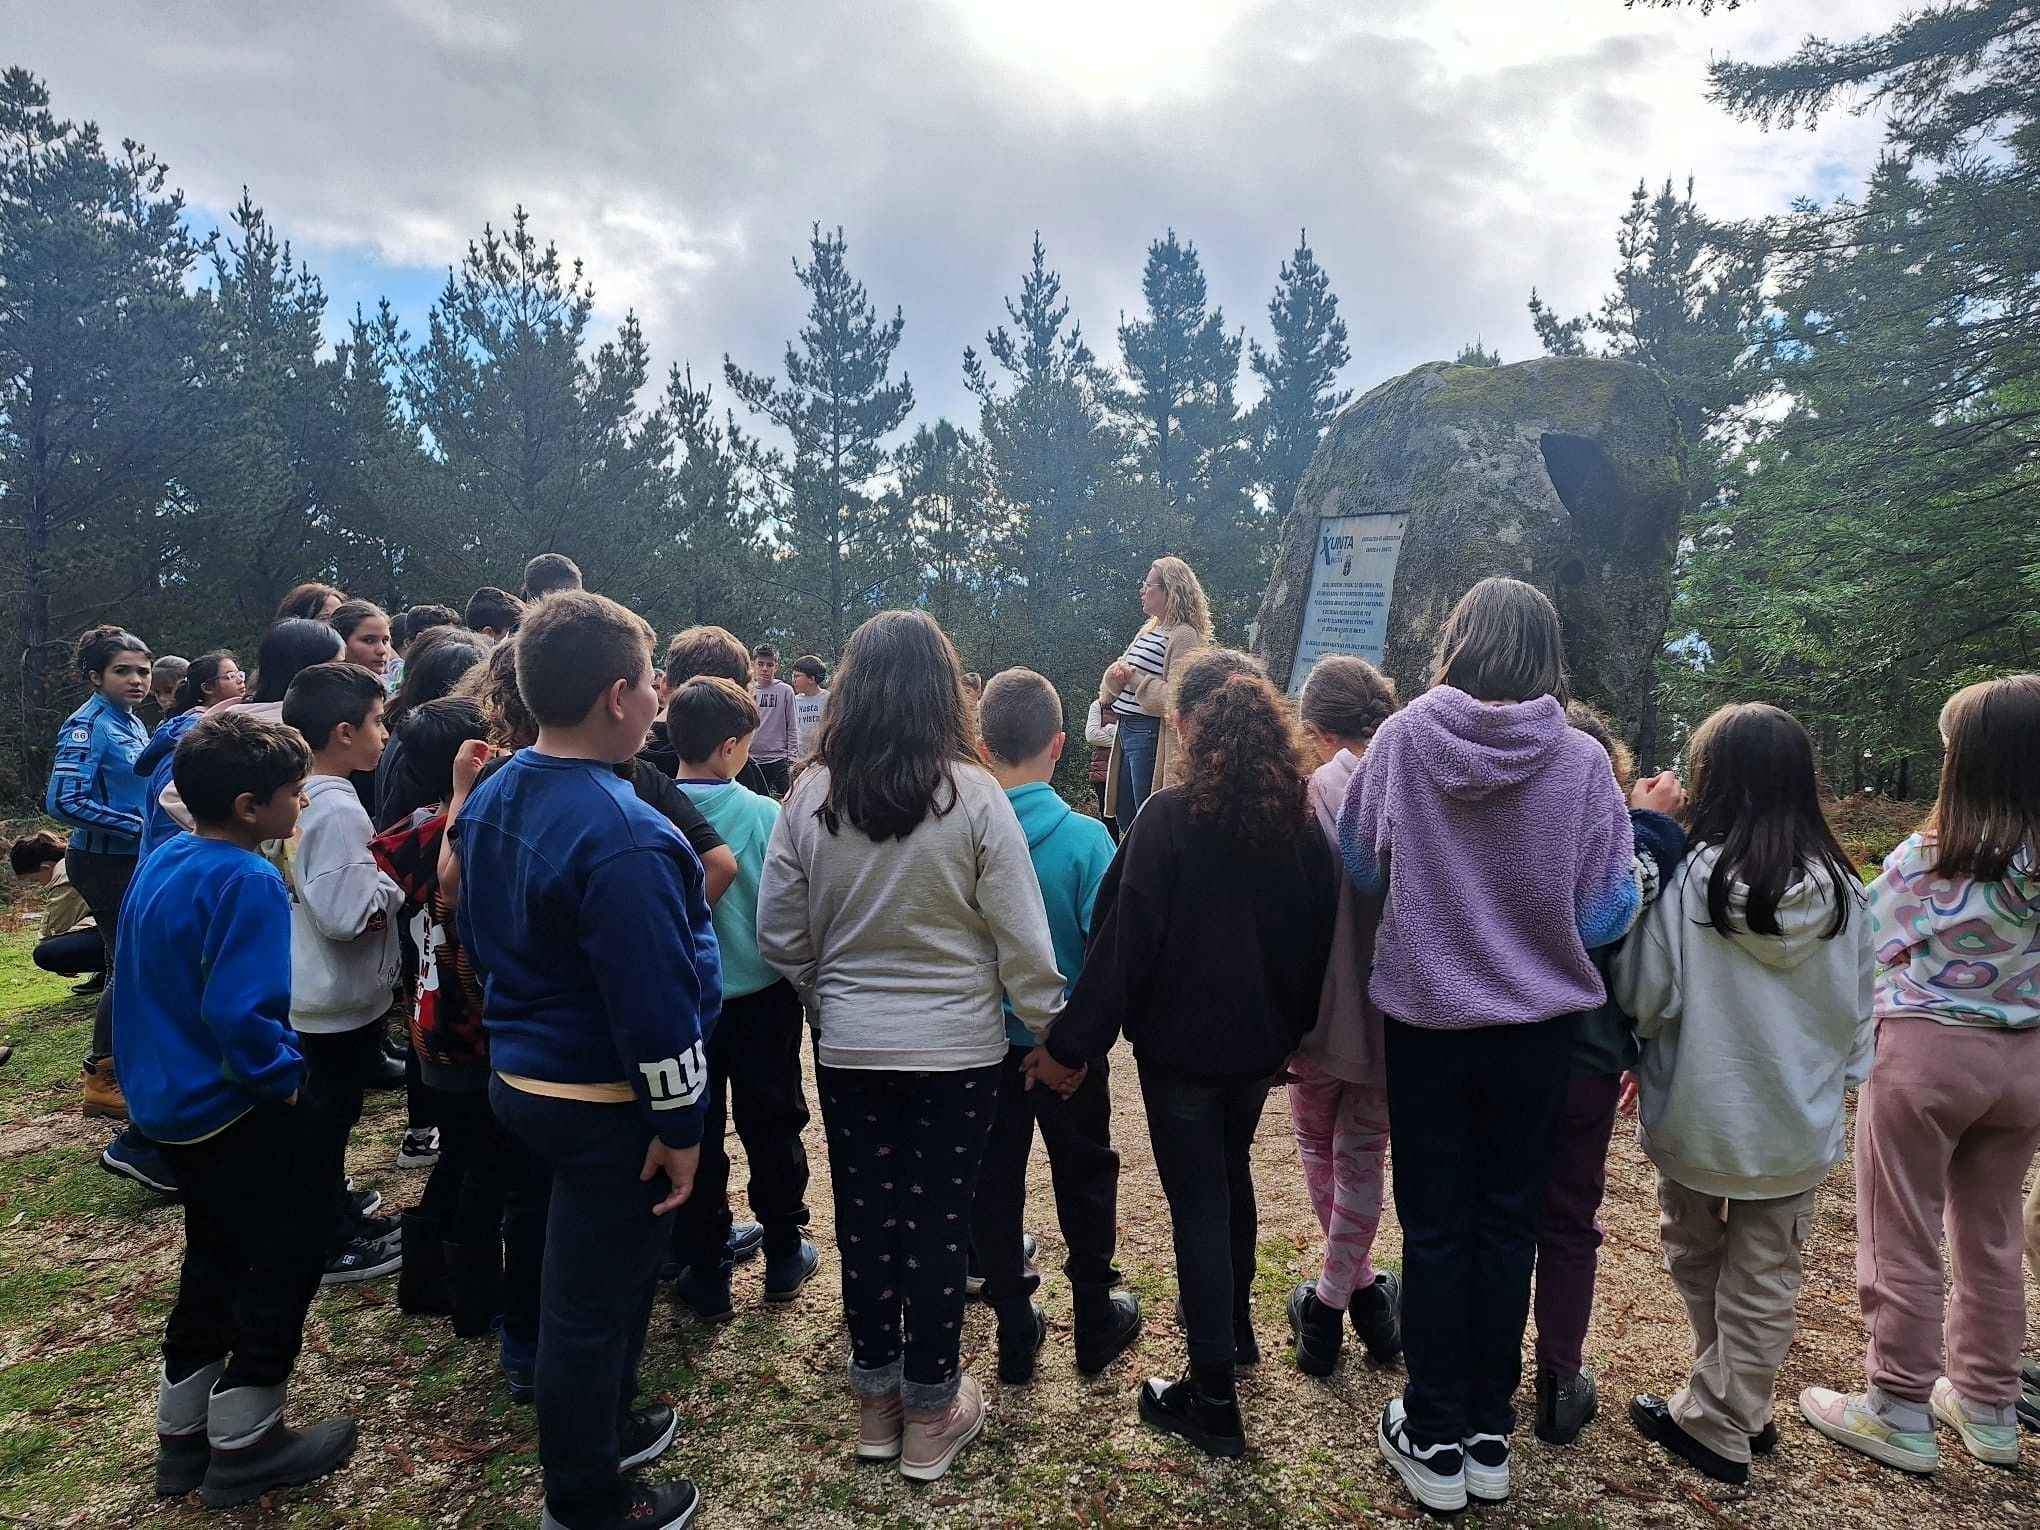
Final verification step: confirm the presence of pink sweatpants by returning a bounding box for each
[1856,1017,2040,1408]
[1287,1054,1389,1310]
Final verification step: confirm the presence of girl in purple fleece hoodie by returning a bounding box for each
[1338,578,1638,1516]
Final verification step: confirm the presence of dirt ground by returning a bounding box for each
[2,926,2036,1529]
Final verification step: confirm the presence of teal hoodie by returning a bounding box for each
[680,778,781,999]
[1002,781,1117,1048]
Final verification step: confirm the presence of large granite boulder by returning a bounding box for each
[1254,356,1684,740]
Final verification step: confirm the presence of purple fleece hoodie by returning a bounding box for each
[1337,685,1637,1028]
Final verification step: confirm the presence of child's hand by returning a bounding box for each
[1617,1071,1640,1118]
[1022,1045,1083,1097]
[453,739,493,795]
[1630,771,1687,819]
[643,1139,700,1214]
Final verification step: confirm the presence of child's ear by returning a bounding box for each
[232,791,261,827]
[975,737,994,766]
[1049,730,1066,764]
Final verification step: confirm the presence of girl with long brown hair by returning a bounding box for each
[757,610,1066,1483]
[1614,702,1872,1489]
[1039,648,1338,1459]
[1803,674,2040,1475]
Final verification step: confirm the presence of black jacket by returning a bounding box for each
[1046,785,1338,1081]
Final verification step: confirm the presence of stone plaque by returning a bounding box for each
[1287,511,1408,694]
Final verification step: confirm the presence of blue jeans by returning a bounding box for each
[490,1080,675,1523]
[1115,712,1161,833]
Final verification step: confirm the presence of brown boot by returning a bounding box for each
[82,1057,128,1120]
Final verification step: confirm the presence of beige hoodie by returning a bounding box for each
[1613,844,1874,1199]
[757,762,1066,1071]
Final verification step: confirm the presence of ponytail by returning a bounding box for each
[1172,648,1313,847]
[74,625,149,680]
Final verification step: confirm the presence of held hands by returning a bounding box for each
[1629,770,1687,819]
[1022,1045,1085,1099]
[1617,1071,1639,1118]
[643,1139,700,1214]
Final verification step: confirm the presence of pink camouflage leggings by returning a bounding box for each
[1287,1055,1390,1310]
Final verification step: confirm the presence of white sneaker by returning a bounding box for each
[1378,1398,1466,1512]
[1932,1378,2019,1466]
[1463,1431,1510,1502]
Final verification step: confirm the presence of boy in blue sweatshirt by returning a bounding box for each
[113,710,358,1510]
[664,677,817,1321]
[454,592,719,1530]
[972,669,1143,1384]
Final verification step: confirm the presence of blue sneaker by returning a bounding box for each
[727,1220,764,1265]
[101,1130,179,1198]
[497,1321,535,1404]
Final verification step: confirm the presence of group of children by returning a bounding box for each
[18,552,2040,1527]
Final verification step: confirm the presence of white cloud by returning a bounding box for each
[4,0,1908,421]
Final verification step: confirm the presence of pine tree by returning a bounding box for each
[1248,231,1352,521]
[664,365,773,633]
[0,68,213,787]
[385,208,675,609]
[1117,230,1255,632]
[965,234,1128,687]
[725,225,915,651]
[1452,339,1501,367]
[897,419,996,654]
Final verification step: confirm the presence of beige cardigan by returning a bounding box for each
[1098,620,1204,820]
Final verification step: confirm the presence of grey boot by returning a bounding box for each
[199,1382,357,1509]
[154,1360,222,1497]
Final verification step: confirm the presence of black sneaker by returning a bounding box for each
[763,1239,819,1303]
[321,1233,403,1286]
[367,1050,407,1092]
[540,1479,700,1530]
[726,1221,764,1264]
[995,1300,1048,1385]
[1349,1271,1402,1363]
[1377,1398,1465,1513]
[1750,1419,1780,1454]
[1073,1290,1143,1376]
[1628,1393,1748,1486]
[618,1405,678,1471]
[1535,1366,1599,1446]
[671,1263,733,1322]
[354,1211,401,1244]
[2021,1360,2040,1434]
[396,1127,440,1169]
[1138,1372,1245,1458]
[1288,1282,1343,1378]
[346,1186,383,1222]
[1462,1431,1510,1503]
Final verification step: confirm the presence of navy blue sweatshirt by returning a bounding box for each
[453,750,722,1148]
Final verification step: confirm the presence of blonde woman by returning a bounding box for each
[1099,556,1212,833]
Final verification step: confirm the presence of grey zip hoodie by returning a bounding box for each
[286,774,404,1033]
[1613,844,1874,1199]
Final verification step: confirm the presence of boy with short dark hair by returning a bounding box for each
[787,656,829,754]
[641,626,773,797]
[746,643,799,797]
[456,590,720,1530]
[973,668,1143,1384]
[465,586,526,642]
[117,711,357,1509]
[522,551,585,602]
[664,678,817,1321]
[280,661,406,1286]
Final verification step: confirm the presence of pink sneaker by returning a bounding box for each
[899,1375,984,1481]
[856,1390,903,1462]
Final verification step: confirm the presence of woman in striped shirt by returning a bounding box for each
[1098,556,1212,833]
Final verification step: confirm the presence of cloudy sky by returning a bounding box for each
[8,0,1903,422]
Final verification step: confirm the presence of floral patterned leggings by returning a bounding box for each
[1287,1055,1390,1310]
[818,1062,1001,1411]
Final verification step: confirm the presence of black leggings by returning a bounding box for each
[64,848,135,1058]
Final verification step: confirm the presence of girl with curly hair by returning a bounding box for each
[1038,647,1338,1459]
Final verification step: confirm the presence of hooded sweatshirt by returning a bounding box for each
[1297,749,1387,1085]
[1613,844,1874,1199]
[136,709,205,859]
[286,774,404,1033]
[679,777,781,999]
[1868,833,2040,1031]
[1338,686,1639,1028]
[1001,781,1117,1049]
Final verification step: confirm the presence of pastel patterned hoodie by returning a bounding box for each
[1869,833,2040,1030]
[1337,685,1638,1028]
